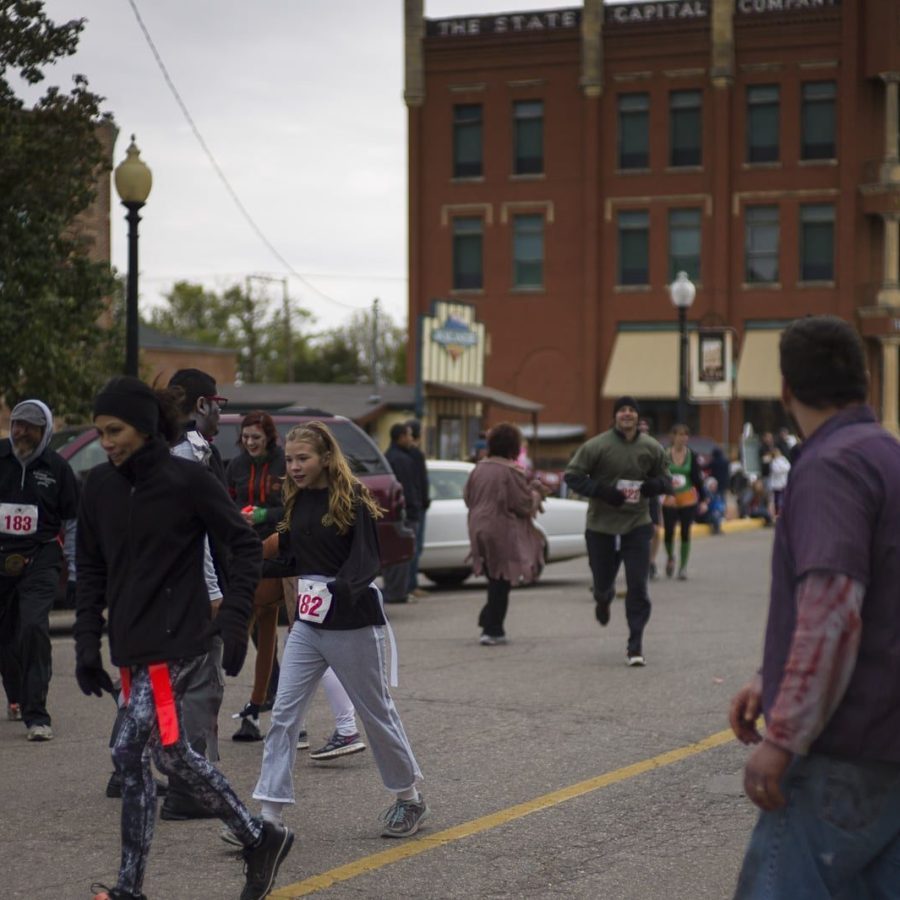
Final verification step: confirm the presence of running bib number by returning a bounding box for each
[0,503,38,536]
[671,474,687,489]
[616,480,642,505]
[296,579,333,623]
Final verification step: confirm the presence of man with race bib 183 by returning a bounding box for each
[564,397,670,667]
[0,400,79,740]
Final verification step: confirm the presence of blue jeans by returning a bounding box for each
[735,754,900,899]
[407,514,426,593]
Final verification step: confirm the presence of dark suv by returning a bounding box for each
[51,412,416,569]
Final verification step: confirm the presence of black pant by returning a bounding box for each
[662,504,695,548]
[584,525,653,656]
[478,577,511,637]
[0,541,61,726]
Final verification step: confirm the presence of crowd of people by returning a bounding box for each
[3,313,898,897]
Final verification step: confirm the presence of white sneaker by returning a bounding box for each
[479,634,508,646]
[27,724,53,741]
[626,654,646,667]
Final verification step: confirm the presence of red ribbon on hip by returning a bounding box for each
[119,663,180,746]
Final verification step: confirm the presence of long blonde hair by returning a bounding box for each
[278,421,383,535]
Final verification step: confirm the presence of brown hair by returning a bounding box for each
[487,422,522,460]
[238,410,278,451]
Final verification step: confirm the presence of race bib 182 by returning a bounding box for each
[296,579,333,624]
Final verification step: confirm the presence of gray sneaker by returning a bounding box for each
[241,820,294,900]
[296,729,309,751]
[380,796,429,838]
[27,724,53,741]
[309,730,366,760]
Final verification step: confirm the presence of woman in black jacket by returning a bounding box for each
[74,377,293,900]
[226,411,287,740]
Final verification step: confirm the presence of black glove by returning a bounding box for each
[75,646,114,698]
[215,606,249,677]
[596,483,626,507]
[640,477,668,498]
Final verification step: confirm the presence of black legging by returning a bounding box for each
[662,504,697,571]
[111,657,262,896]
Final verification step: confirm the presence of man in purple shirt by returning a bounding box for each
[729,316,900,897]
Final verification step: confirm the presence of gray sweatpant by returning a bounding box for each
[253,622,421,803]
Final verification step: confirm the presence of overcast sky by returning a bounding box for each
[35,1,623,334]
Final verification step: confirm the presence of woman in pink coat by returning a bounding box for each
[463,423,545,645]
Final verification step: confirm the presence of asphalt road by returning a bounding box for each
[1,526,774,899]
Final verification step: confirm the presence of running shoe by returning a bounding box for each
[233,701,261,719]
[309,730,366,760]
[6,702,21,721]
[26,724,53,741]
[626,653,646,667]
[296,729,309,750]
[240,820,294,900]
[233,716,263,742]
[380,795,429,838]
[665,557,675,578]
[594,597,611,626]
[479,634,508,646]
[677,568,688,581]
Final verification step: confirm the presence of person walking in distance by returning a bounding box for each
[75,376,292,900]
[382,423,422,603]
[464,423,545,645]
[252,422,427,839]
[661,424,707,581]
[0,400,79,740]
[405,420,430,598]
[729,316,900,898]
[564,397,670,667]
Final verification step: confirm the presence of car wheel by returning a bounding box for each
[422,570,471,587]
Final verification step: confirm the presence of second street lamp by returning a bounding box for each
[669,271,696,426]
[114,136,153,377]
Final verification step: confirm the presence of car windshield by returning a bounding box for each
[429,467,471,502]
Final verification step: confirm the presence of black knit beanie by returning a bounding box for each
[92,376,159,436]
[613,395,640,415]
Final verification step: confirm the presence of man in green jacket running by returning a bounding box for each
[564,397,670,666]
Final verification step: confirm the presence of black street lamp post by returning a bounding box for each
[114,136,152,377]
[669,271,696,426]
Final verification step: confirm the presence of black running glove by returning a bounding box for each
[596,483,627,507]
[216,606,249,677]
[75,646,114,698]
[640,477,669,498]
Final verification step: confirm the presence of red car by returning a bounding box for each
[51,412,416,575]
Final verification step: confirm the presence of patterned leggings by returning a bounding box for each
[111,656,262,897]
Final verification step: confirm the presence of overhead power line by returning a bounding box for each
[125,0,364,312]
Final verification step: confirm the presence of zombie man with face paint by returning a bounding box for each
[0,399,79,741]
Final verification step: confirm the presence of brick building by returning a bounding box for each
[405,0,900,453]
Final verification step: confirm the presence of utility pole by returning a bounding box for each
[371,297,381,396]
[246,273,292,381]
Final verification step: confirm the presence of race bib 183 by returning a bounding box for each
[616,480,643,505]
[296,579,333,624]
[0,503,38,536]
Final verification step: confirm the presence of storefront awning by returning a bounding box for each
[424,381,543,413]
[735,330,783,399]
[602,332,679,399]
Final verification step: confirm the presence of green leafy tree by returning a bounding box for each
[0,1,119,418]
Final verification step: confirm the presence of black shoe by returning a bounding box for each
[91,883,147,900]
[241,820,294,900]
[233,716,263,742]
[106,771,167,799]
[159,792,218,821]
[594,595,611,626]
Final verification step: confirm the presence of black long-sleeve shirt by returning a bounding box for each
[263,487,384,630]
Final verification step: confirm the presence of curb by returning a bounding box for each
[686,518,768,539]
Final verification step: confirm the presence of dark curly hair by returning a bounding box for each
[779,316,868,410]
[487,422,522,460]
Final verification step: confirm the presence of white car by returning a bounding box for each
[419,460,588,587]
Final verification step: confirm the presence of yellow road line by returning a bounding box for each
[270,727,736,898]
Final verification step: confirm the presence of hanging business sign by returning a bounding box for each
[431,315,479,361]
[689,329,733,401]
